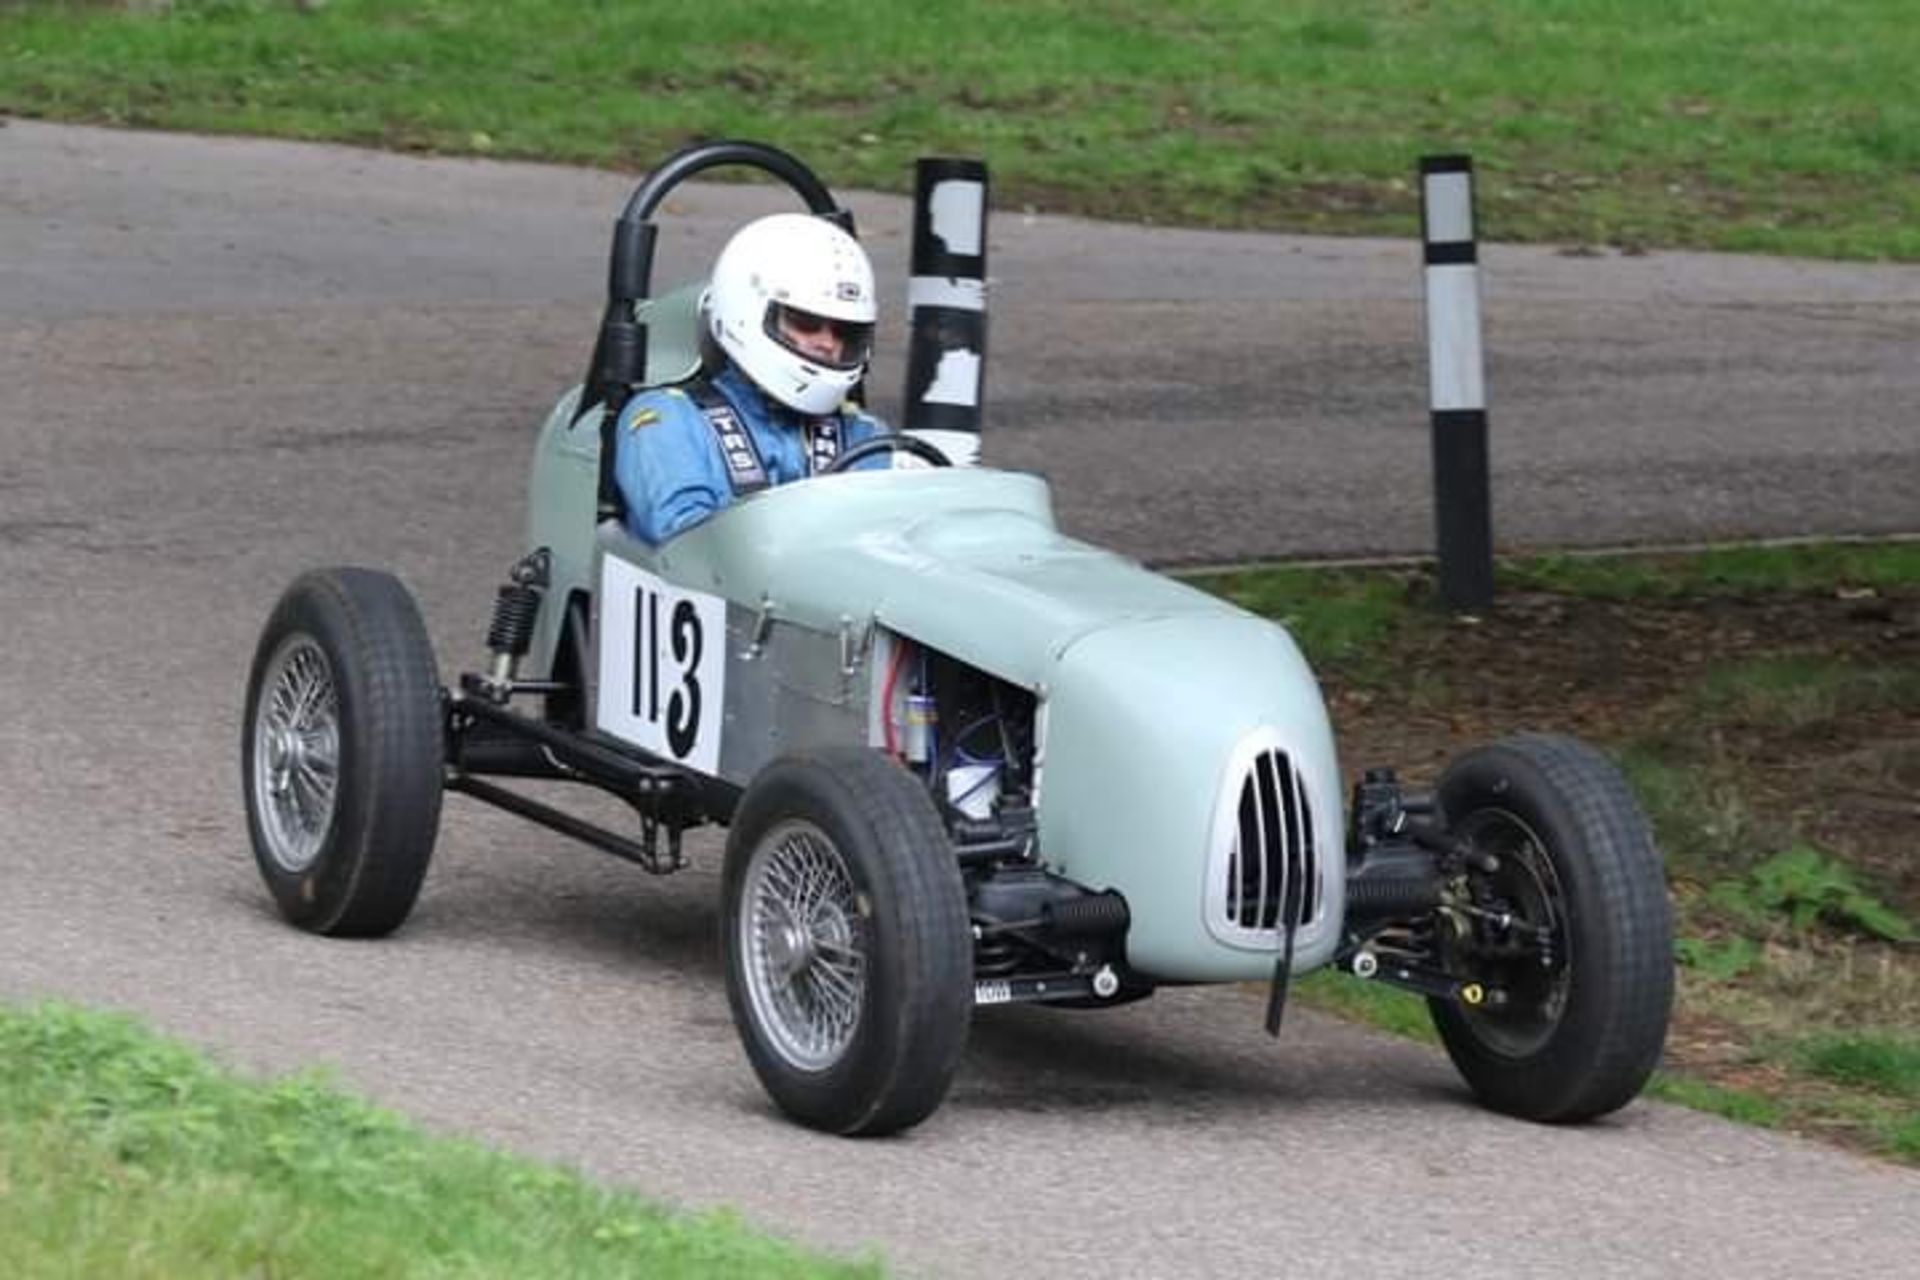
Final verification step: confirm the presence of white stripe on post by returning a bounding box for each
[907,276,986,312]
[1425,265,1485,411]
[1423,171,1476,245]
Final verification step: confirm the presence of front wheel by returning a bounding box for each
[1429,733,1673,1123]
[241,568,444,936]
[722,749,972,1136]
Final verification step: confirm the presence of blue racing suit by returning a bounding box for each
[613,363,891,545]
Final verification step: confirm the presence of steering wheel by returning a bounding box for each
[823,434,954,474]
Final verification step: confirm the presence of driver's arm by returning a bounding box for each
[613,394,730,545]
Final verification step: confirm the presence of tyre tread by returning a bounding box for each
[243,567,443,937]
[722,748,972,1137]
[1432,732,1673,1122]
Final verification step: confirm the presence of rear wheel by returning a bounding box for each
[1429,733,1673,1122]
[722,749,972,1136]
[242,568,443,936]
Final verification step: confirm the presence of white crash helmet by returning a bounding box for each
[705,212,876,416]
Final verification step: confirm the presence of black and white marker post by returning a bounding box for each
[1420,154,1495,611]
[902,158,989,466]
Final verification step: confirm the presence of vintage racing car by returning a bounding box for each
[242,141,1674,1136]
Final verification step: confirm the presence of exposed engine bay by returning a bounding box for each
[878,635,1145,1006]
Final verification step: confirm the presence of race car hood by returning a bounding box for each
[644,465,1243,687]
[636,465,1344,983]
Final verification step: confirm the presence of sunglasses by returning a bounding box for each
[773,304,868,345]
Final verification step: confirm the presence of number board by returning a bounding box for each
[595,556,727,775]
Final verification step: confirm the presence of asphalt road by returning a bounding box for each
[3,119,1917,1276]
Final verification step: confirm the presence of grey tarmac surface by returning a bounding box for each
[3,119,1917,1276]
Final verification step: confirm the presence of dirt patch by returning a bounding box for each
[1320,577,1920,1156]
[1327,583,1920,900]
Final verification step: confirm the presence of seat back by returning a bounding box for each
[634,280,707,391]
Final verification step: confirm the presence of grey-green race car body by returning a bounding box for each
[529,408,1344,983]
[243,141,1673,1136]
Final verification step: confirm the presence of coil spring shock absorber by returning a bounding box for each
[1042,891,1131,937]
[481,549,550,700]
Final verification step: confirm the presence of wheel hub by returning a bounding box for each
[265,727,293,790]
[251,635,340,875]
[739,821,867,1072]
[1449,808,1570,1056]
[767,917,816,977]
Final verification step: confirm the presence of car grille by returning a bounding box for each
[1221,747,1320,933]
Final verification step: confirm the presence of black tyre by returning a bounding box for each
[242,568,443,937]
[1429,733,1673,1123]
[722,748,972,1136]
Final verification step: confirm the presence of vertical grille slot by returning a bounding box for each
[1221,747,1317,933]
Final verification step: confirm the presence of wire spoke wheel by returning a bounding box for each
[252,635,341,874]
[740,820,868,1072]
[241,567,444,937]
[722,749,972,1136]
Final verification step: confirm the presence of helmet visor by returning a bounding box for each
[765,303,873,372]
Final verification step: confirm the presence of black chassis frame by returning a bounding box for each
[438,579,1510,1023]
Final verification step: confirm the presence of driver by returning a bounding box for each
[613,212,894,545]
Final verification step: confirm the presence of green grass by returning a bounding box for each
[1503,540,1920,599]
[1293,970,1438,1044]
[1692,655,1920,733]
[1211,539,1920,629]
[1652,1068,1920,1161]
[1190,563,1434,673]
[1647,1074,1786,1128]
[1799,1032,1920,1100]
[0,1002,877,1280]
[1612,747,1763,882]
[4,1,1920,258]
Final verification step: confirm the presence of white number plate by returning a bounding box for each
[595,557,727,775]
[973,980,1013,1006]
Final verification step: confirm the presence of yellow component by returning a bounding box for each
[1461,982,1485,1006]
[626,407,661,430]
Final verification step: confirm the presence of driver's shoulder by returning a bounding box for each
[617,385,712,450]
[620,384,701,426]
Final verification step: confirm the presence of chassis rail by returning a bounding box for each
[443,685,734,874]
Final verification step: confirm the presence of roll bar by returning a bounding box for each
[585,141,850,522]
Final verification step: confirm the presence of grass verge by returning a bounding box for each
[1192,538,1920,1164]
[3,1,1919,258]
[0,1001,877,1279]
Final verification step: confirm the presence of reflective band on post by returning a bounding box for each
[904,157,989,454]
[1420,153,1493,610]
[908,276,986,312]
[1425,265,1485,411]
[1423,169,1477,249]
